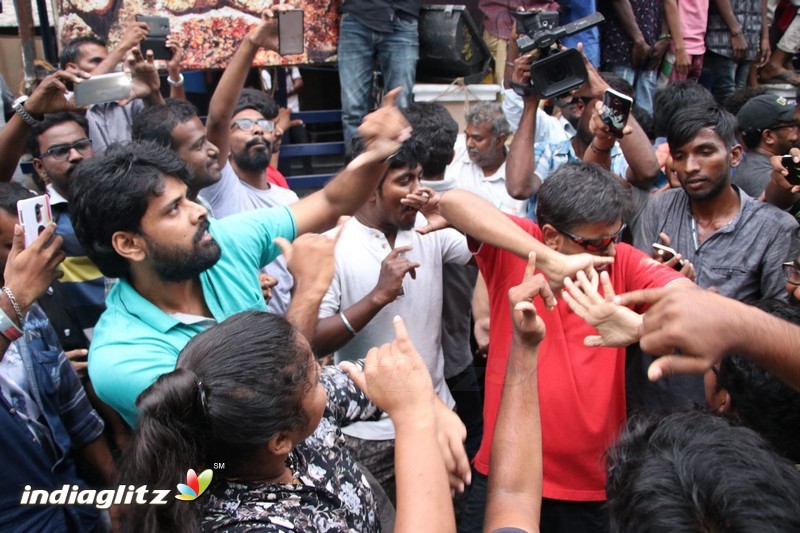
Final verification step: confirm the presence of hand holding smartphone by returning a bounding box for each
[780,155,800,186]
[600,88,633,139]
[278,9,304,55]
[73,72,132,107]
[17,196,53,248]
[652,243,685,271]
[135,15,173,60]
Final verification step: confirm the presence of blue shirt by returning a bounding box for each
[89,206,297,426]
[1,305,104,532]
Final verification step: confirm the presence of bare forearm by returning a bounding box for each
[732,308,800,391]
[712,0,742,33]
[485,339,541,532]
[393,407,455,533]
[620,115,660,186]
[764,177,800,209]
[81,437,118,486]
[312,292,387,355]
[612,0,645,44]
[506,98,540,199]
[0,114,30,182]
[440,189,559,273]
[286,285,328,345]
[663,0,687,50]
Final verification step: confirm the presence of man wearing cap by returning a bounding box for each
[734,94,800,198]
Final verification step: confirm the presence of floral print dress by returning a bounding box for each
[201,366,383,532]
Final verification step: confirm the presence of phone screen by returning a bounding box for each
[278,10,304,55]
[601,88,633,139]
[781,155,800,186]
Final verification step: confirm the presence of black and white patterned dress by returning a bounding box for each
[202,366,382,532]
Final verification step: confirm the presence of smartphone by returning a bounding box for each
[600,88,634,139]
[652,243,685,271]
[136,15,172,60]
[73,72,131,107]
[17,195,53,248]
[278,9,304,55]
[781,155,800,186]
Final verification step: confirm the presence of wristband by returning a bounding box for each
[509,80,537,98]
[339,312,357,336]
[167,73,185,87]
[657,33,671,41]
[2,287,24,327]
[0,308,23,342]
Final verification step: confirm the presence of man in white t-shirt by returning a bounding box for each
[313,141,472,498]
[445,103,532,217]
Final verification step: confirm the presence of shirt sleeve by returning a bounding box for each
[759,221,800,300]
[502,89,523,132]
[439,228,473,265]
[320,365,380,425]
[318,267,342,319]
[215,205,297,272]
[56,351,105,448]
[621,244,687,313]
[632,193,662,255]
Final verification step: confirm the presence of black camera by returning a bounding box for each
[514,11,605,98]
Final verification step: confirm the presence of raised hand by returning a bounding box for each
[3,224,65,317]
[401,187,450,235]
[508,252,551,347]
[562,269,642,347]
[25,70,90,115]
[275,224,343,296]
[355,87,413,164]
[547,252,614,291]
[371,245,420,307]
[120,48,161,106]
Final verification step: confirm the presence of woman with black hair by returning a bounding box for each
[119,311,384,532]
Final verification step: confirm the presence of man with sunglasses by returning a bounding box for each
[436,161,689,533]
[734,94,800,198]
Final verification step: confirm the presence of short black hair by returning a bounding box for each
[403,102,458,178]
[232,88,278,120]
[26,111,90,158]
[717,299,800,463]
[536,161,631,232]
[667,103,738,153]
[58,35,107,70]
[0,182,35,216]
[599,72,634,99]
[132,98,200,150]
[69,141,191,279]
[653,81,714,138]
[607,410,800,532]
[723,86,767,116]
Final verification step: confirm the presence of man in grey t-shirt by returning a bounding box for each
[733,94,799,197]
[633,103,799,412]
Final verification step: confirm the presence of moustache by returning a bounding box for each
[194,218,211,245]
[246,138,271,151]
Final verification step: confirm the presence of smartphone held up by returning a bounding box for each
[600,88,633,139]
[17,196,53,248]
[278,9,304,55]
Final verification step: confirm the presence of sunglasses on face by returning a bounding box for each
[559,223,626,252]
[42,138,93,161]
[231,118,275,132]
[783,261,800,284]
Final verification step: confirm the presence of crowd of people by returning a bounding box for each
[1,1,800,532]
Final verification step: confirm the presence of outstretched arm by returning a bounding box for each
[289,88,411,235]
[438,188,613,289]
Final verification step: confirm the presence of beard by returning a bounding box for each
[147,219,222,283]
[682,174,729,202]
[231,138,272,172]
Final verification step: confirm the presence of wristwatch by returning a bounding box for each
[12,96,40,127]
[509,80,537,98]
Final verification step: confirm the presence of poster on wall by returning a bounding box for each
[55,0,342,69]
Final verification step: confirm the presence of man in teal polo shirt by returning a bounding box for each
[70,98,409,426]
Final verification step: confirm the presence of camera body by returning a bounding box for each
[514,11,604,98]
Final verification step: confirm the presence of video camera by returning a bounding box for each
[514,11,605,98]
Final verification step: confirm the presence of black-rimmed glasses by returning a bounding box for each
[42,138,93,161]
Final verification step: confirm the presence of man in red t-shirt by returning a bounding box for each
[439,161,689,533]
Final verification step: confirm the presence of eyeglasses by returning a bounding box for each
[41,138,93,160]
[231,118,275,132]
[783,261,800,284]
[558,223,626,252]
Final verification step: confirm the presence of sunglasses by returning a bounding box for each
[41,138,93,161]
[231,118,275,132]
[559,223,626,252]
[783,261,800,284]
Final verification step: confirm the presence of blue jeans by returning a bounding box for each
[338,13,419,146]
[605,63,658,117]
[700,51,752,105]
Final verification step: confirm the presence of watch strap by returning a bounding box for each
[509,80,537,98]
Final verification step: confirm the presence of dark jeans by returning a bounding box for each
[446,364,484,460]
[458,471,609,533]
